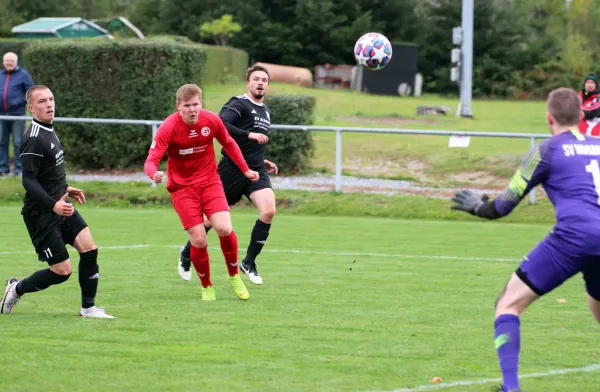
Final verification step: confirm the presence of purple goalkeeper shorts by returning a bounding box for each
[516,233,600,300]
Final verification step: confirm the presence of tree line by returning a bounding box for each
[1,0,598,98]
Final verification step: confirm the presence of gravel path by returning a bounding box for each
[67,172,504,198]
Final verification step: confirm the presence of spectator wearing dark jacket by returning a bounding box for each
[0,52,34,176]
[578,73,600,136]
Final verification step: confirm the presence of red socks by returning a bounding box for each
[219,231,239,276]
[190,244,212,287]
[190,231,238,284]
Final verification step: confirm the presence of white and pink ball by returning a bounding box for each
[353,32,393,71]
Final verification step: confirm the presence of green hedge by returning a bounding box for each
[23,39,206,169]
[264,95,316,174]
[145,34,194,44]
[147,35,248,84]
[3,35,248,87]
[0,38,96,70]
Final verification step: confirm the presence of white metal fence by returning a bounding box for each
[0,115,550,203]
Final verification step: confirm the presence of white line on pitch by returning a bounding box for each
[251,248,517,262]
[0,244,517,262]
[164,245,517,262]
[368,363,600,392]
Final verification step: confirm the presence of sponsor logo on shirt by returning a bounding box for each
[189,129,198,138]
[254,116,270,123]
[55,150,64,166]
[179,145,208,155]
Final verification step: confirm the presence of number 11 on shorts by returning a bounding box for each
[43,248,53,259]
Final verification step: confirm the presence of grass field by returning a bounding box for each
[0,177,557,224]
[200,83,549,184]
[1,206,598,392]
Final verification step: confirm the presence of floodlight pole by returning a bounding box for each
[460,0,474,118]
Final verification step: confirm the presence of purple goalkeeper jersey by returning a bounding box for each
[494,130,600,253]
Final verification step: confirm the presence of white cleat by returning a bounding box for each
[1,278,21,314]
[241,261,263,285]
[178,247,192,281]
[80,306,116,319]
[248,268,263,285]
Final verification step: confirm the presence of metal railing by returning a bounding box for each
[0,115,549,203]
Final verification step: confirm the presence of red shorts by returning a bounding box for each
[170,180,230,230]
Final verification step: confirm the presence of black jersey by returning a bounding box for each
[20,119,67,215]
[219,94,271,168]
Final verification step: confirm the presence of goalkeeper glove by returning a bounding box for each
[451,190,489,215]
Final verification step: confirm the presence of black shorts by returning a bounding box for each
[23,210,88,265]
[218,158,272,206]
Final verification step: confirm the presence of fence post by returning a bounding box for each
[529,136,536,204]
[335,129,343,192]
[150,124,158,189]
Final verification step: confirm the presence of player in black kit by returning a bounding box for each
[0,85,115,318]
[178,65,278,285]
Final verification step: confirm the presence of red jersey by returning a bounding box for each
[144,110,249,192]
[578,91,600,136]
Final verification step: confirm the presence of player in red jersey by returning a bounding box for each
[578,73,600,136]
[144,84,259,301]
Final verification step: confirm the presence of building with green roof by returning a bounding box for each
[11,17,112,39]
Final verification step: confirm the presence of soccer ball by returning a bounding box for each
[354,32,393,71]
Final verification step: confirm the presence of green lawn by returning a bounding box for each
[0,177,556,223]
[200,83,549,184]
[5,83,548,185]
[2,82,551,186]
[0,206,597,392]
[202,83,546,134]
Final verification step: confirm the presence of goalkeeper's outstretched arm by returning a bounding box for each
[451,142,550,219]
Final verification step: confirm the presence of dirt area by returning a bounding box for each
[322,157,507,188]
[449,171,505,187]
[76,159,507,190]
[342,157,427,179]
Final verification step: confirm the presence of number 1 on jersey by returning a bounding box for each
[585,159,600,204]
